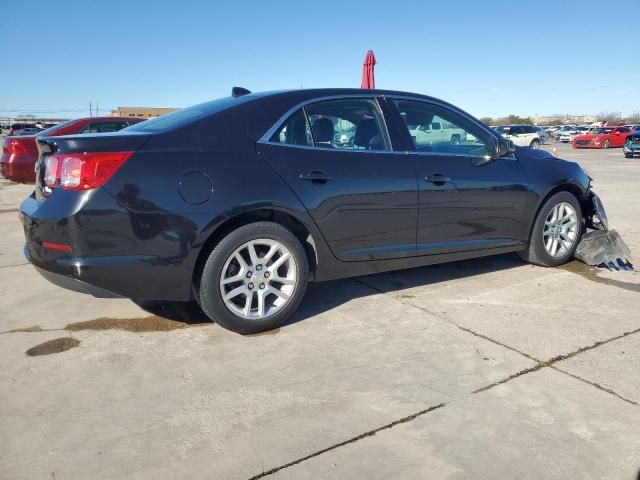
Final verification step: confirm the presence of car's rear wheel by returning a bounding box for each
[519,191,582,267]
[198,222,308,334]
[602,140,610,149]
[529,139,540,149]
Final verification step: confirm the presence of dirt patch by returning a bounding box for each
[0,207,19,214]
[26,337,80,356]
[64,316,198,333]
[7,326,44,333]
[561,260,640,293]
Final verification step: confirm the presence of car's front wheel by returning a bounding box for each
[602,140,610,149]
[198,222,308,334]
[529,139,541,149]
[519,191,582,267]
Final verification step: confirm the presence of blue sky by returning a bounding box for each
[1,0,638,119]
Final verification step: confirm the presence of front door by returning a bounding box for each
[258,97,418,261]
[388,98,529,255]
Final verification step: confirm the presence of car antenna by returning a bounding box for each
[232,87,251,98]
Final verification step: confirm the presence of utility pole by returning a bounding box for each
[90,102,93,117]
[96,103,99,116]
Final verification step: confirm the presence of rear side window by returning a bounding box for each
[305,98,389,151]
[269,98,390,151]
[270,109,312,146]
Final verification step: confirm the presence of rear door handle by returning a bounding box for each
[300,170,334,182]
[424,174,452,185]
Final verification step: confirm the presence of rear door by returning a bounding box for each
[257,97,418,261]
[388,98,529,255]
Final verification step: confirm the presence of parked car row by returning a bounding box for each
[491,122,640,155]
[1,117,144,183]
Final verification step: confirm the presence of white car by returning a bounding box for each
[494,124,543,149]
[555,125,578,141]
[560,125,590,143]
[534,126,550,142]
[408,120,466,145]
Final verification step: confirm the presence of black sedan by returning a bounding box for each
[20,88,604,334]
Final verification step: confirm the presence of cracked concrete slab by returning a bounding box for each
[269,368,640,480]
[0,207,26,268]
[362,263,640,362]
[0,263,149,332]
[0,280,534,480]
[555,332,640,405]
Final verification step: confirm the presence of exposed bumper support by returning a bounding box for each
[575,191,633,269]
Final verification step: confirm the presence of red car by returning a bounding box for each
[1,117,145,183]
[571,125,632,149]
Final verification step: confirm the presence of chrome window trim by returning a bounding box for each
[255,141,396,155]
[258,94,394,153]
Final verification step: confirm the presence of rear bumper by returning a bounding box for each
[0,153,37,183]
[32,260,123,298]
[20,189,196,301]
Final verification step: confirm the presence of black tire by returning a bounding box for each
[602,140,610,149]
[519,191,583,267]
[197,222,308,334]
[529,139,541,150]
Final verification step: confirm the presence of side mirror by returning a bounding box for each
[496,137,515,157]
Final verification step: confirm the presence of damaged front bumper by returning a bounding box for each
[575,190,633,269]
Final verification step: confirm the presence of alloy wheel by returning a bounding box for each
[543,202,578,257]
[219,238,297,320]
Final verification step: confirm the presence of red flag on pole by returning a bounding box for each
[360,50,376,89]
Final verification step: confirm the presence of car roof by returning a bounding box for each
[237,87,471,111]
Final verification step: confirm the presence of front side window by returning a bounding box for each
[393,99,492,156]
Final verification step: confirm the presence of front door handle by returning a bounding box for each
[424,174,452,185]
[300,170,334,182]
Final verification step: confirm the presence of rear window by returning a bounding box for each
[125,96,244,133]
[36,120,76,136]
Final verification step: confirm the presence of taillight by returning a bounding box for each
[44,156,60,188]
[44,151,133,191]
[2,138,30,155]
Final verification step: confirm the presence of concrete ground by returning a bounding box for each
[1,142,639,480]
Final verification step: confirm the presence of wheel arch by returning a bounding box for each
[526,181,590,242]
[191,207,320,294]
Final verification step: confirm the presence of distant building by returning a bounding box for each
[533,114,600,125]
[110,107,178,119]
